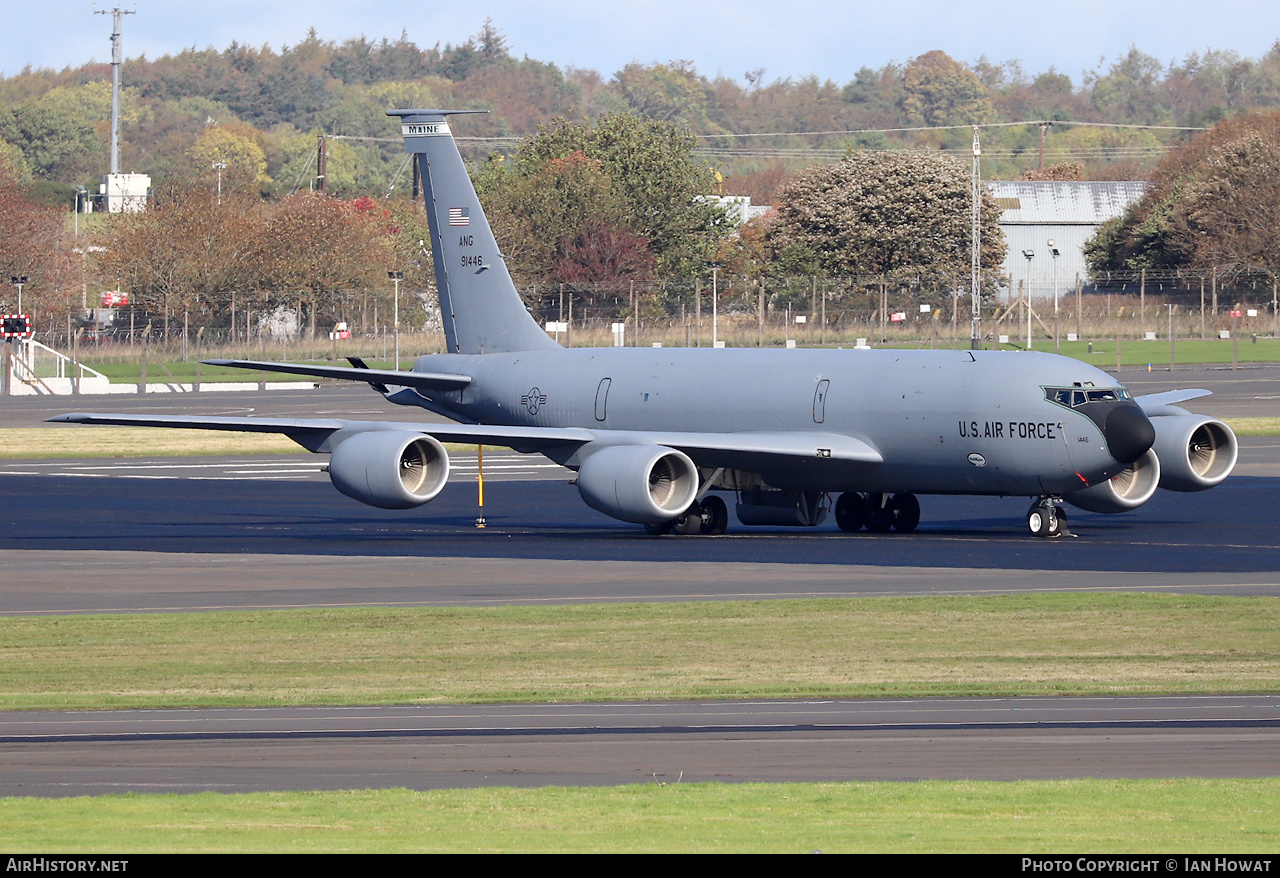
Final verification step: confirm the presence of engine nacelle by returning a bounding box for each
[328,430,450,510]
[1064,448,1161,514]
[1150,414,1238,492]
[576,444,699,524]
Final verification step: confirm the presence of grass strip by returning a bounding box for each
[1224,417,1280,436]
[0,427,305,458]
[2,595,1276,710]
[981,338,1280,367]
[1,780,1275,852]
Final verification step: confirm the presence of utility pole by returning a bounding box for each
[95,5,135,176]
[316,134,328,193]
[970,127,982,350]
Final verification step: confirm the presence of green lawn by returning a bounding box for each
[991,336,1280,367]
[1,780,1275,852]
[3,594,1276,711]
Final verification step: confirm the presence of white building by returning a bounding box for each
[698,194,773,226]
[99,173,151,213]
[990,181,1149,303]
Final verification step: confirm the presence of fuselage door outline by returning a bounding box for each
[813,379,830,424]
[595,377,612,422]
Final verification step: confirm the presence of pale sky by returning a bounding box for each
[5,1,1278,89]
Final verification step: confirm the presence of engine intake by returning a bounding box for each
[576,444,699,524]
[328,430,450,509]
[1065,447,1161,514]
[1150,415,1237,492]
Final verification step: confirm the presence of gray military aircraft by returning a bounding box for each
[52,108,1238,537]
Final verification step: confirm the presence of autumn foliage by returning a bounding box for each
[768,150,1005,287]
[0,157,77,324]
[1085,110,1280,273]
[92,180,398,331]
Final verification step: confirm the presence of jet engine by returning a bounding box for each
[328,430,450,509]
[1149,414,1237,492]
[576,444,699,524]
[1064,448,1161,514]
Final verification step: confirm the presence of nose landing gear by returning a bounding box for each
[1027,497,1074,538]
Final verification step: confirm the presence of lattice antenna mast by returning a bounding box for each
[95,4,136,175]
[970,126,982,350]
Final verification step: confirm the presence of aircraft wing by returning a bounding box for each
[1134,388,1212,415]
[202,359,472,392]
[48,414,880,469]
[47,413,595,454]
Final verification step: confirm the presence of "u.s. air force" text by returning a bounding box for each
[959,420,1058,440]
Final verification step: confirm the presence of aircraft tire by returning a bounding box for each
[865,494,894,533]
[644,520,674,536]
[1028,503,1054,537]
[834,492,866,532]
[699,495,729,535]
[673,501,705,535]
[890,492,920,532]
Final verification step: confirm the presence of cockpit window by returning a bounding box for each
[1046,386,1130,408]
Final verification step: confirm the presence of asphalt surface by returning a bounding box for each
[1,366,1277,795]
[2,443,1279,614]
[2,696,1277,796]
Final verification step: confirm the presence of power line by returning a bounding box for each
[694,119,1207,140]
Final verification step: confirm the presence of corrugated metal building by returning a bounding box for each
[989,181,1149,303]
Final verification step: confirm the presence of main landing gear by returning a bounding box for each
[644,495,729,536]
[646,490,1077,539]
[1027,497,1073,538]
[835,492,919,533]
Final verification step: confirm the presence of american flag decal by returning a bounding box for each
[448,207,470,227]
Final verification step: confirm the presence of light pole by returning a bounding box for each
[1021,250,1034,350]
[10,276,27,313]
[1048,240,1060,352]
[388,271,403,369]
[212,161,227,205]
[707,262,722,348]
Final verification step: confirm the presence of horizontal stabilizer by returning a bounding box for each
[203,359,471,392]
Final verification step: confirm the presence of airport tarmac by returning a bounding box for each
[0,366,1276,794]
[2,696,1277,796]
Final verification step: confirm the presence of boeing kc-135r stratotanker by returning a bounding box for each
[53,109,1238,537]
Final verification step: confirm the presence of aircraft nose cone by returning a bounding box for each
[1103,404,1156,464]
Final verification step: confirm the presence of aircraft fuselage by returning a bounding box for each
[404,346,1139,497]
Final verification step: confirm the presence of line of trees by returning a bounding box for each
[8,22,1280,206]
[9,104,1280,344]
[7,21,1280,345]
[1086,110,1280,280]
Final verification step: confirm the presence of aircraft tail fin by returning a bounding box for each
[389,109,558,355]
